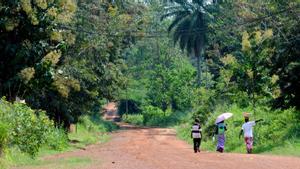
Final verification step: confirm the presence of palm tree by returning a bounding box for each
[162,0,213,86]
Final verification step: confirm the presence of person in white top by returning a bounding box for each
[239,115,263,154]
[191,118,202,153]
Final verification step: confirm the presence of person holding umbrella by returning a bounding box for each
[214,112,233,153]
[239,112,263,154]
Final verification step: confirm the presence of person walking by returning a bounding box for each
[191,118,202,153]
[239,113,263,154]
[215,120,227,153]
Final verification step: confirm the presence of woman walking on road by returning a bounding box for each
[214,112,232,153]
[239,113,263,154]
[191,118,202,153]
[215,121,227,153]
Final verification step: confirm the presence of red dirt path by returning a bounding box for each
[38,123,300,169]
[16,103,300,169]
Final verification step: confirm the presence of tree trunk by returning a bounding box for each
[195,49,202,86]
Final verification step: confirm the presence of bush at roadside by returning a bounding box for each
[122,114,144,126]
[176,104,300,154]
[142,106,170,126]
[0,98,68,157]
[69,115,117,146]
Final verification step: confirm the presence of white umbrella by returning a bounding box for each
[215,112,233,124]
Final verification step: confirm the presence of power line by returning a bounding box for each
[58,5,299,38]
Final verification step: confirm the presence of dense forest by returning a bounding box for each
[0,0,299,167]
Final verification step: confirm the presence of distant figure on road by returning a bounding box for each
[191,118,202,153]
[215,121,227,153]
[239,113,263,154]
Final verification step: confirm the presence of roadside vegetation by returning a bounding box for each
[0,0,299,168]
[118,0,300,156]
[0,98,117,168]
[176,105,300,155]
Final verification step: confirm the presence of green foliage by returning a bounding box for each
[32,0,146,127]
[122,114,144,126]
[0,0,79,128]
[142,106,171,126]
[12,106,52,157]
[0,123,8,155]
[124,33,197,113]
[0,0,146,129]
[147,55,196,111]
[69,115,116,146]
[7,147,92,169]
[0,0,299,163]
[0,0,76,98]
[191,87,216,122]
[118,99,142,116]
[78,116,103,132]
[205,0,300,110]
[5,113,116,169]
[0,98,68,157]
[45,128,69,151]
[178,104,300,154]
[162,0,217,85]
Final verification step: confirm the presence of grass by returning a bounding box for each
[68,124,111,147]
[8,146,76,167]
[8,132,108,169]
[14,156,93,169]
[8,129,109,169]
[262,139,300,157]
[122,114,144,126]
[176,124,300,156]
[5,116,116,169]
[175,104,300,156]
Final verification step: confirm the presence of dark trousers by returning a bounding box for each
[193,138,201,152]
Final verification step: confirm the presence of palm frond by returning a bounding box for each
[161,10,188,21]
[169,0,189,5]
[167,11,190,32]
[165,0,213,56]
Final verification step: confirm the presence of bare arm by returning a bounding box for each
[214,126,218,135]
[239,129,243,139]
[255,119,263,123]
[200,126,202,138]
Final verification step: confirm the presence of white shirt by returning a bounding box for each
[242,121,256,137]
[191,124,202,138]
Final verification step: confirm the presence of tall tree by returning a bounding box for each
[162,0,215,85]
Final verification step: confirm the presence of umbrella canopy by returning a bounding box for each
[215,112,233,124]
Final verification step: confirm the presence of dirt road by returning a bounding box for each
[22,104,299,169]
[39,123,300,169]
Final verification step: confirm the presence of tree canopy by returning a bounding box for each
[0,0,299,127]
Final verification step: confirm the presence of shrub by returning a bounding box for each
[142,106,170,126]
[45,127,68,151]
[122,114,144,126]
[89,113,119,132]
[0,98,58,157]
[0,123,8,157]
[78,115,100,132]
[9,104,53,157]
[69,114,116,146]
[175,123,193,145]
[189,104,300,153]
